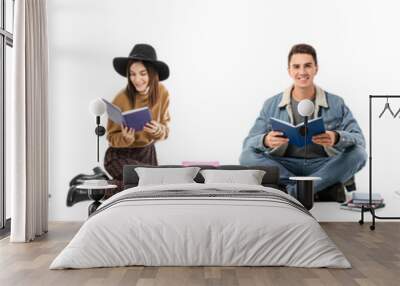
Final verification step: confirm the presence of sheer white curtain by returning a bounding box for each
[10,0,48,242]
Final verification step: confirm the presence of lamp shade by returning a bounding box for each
[298,99,314,117]
[89,98,106,116]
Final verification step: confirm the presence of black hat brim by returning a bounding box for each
[113,57,169,81]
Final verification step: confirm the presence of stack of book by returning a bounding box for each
[340,192,385,212]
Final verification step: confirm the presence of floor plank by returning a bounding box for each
[0,222,399,286]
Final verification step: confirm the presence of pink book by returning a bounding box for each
[182,161,220,167]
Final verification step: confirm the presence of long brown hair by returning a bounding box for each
[126,60,160,108]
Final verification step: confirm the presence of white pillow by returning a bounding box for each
[200,169,266,185]
[135,167,201,186]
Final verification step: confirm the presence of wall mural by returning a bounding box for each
[64,43,372,218]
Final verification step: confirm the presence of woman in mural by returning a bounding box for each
[104,43,171,196]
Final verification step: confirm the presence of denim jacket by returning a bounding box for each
[242,86,366,157]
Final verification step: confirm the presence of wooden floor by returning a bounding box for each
[0,222,399,286]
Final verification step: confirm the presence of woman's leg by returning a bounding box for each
[103,144,158,198]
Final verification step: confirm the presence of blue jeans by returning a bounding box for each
[239,146,367,194]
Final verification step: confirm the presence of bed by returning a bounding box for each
[50,165,350,269]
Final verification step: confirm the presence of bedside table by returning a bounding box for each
[289,176,321,210]
[76,184,117,216]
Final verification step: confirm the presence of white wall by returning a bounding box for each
[47,0,400,221]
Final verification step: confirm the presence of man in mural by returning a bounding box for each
[239,43,367,201]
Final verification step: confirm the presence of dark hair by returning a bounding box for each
[288,44,318,66]
[125,60,160,108]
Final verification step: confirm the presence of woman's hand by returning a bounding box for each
[121,124,135,143]
[143,120,162,136]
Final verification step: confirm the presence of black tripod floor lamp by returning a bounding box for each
[89,98,106,162]
[289,99,321,210]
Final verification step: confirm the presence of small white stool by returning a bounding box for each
[76,184,117,216]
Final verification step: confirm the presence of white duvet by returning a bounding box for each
[50,183,351,269]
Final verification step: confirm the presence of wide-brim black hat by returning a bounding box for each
[113,43,169,81]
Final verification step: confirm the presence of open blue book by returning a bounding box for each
[270,117,325,147]
[102,98,152,131]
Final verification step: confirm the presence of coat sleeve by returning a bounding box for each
[152,90,170,141]
[241,99,278,154]
[106,119,135,147]
[333,101,366,152]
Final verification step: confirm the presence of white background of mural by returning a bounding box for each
[46,0,400,221]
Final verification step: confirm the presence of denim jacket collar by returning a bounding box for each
[278,85,329,109]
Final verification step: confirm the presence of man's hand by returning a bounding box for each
[312,131,338,147]
[264,131,289,148]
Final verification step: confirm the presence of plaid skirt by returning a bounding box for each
[103,144,157,198]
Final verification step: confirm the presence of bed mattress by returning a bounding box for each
[50,183,350,269]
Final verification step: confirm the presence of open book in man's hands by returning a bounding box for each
[102,98,152,131]
[270,117,325,147]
